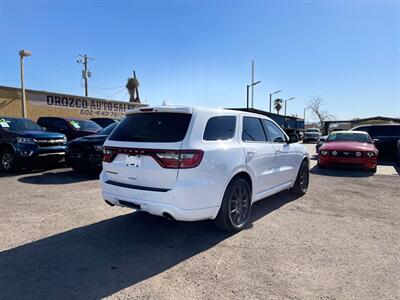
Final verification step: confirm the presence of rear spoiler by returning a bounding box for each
[125,106,193,115]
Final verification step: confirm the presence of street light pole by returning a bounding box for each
[284,97,295,116]
[269,90,282,113]
[246,85,250,109]
[19,50,32,118]
[246,81,261,109]
[284,97,295,128]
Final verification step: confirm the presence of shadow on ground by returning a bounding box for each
[17,169,99,184]
[310,164,374,178]
[0,162,66,178]
[0,190,300,299]
[310,160,399,177]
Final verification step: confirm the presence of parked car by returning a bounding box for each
[100,106,309,233]
[37,117,101,141]
[318,131,378,172]
[351,124,400,161]
[330,128,345,133]
[316,135,328,153]
[397,140,400,165]
[0,117,67,172]
[90,117,118,128]
[66,122,118,172]
[299,131,304,141]
[304,128,321,143]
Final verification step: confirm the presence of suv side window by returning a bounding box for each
[203,116,236,141]
[262,119,286,143]
[242,117,267,142]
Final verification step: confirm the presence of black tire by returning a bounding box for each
[0,148,18,172]
[369,167,377,173]
[215,177,252,233]
[292,160,309,196]
[71,164,86,173]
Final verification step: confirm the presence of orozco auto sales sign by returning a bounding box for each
[28,91,139,118]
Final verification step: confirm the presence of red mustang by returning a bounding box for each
[318,131,378,172]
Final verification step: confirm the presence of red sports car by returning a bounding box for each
[318,131,378,172]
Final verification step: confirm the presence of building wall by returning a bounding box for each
[0,86,145,121]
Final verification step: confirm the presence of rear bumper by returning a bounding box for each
[318,155,377,169]
[100,171,220,221]
[304,136,319,141]
[66,152,103,169]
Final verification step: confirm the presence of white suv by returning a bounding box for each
[100,106,309,232]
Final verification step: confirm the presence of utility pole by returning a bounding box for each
[77,54,93,97]
[133,70,140,101]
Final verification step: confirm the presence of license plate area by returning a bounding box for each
[126,154,142,167]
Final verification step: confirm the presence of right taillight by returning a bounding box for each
[178,150,204,169]
[154,150,203,169]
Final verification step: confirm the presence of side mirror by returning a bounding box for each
[288,133,299,144]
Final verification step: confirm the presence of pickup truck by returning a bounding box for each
[0,117,67,172]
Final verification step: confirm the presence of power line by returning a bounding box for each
[91,85,124,90]
[106,87,126,98]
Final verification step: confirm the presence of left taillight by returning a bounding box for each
[103,147,114,162]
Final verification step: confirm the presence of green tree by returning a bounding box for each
[274,98,283,114]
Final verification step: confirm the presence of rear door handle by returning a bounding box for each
[246,149,256,159]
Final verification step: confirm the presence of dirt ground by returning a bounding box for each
[0,153,399,299]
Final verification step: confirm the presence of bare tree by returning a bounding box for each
[307,97,334,129]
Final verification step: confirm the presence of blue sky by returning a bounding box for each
[0,0,399,121]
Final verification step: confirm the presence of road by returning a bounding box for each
[0,149,399,299]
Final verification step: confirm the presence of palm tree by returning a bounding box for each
[126,77,140,103]
[274,98,283,114]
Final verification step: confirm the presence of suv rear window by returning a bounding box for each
[109,112,192,143]
[203,116,236,141]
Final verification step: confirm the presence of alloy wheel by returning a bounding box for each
[1,153,13,170]
[229,185,250,226]
[299,164,309,192]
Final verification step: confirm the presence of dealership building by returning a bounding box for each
[0,85,146,121]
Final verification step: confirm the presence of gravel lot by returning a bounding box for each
[0,147,399,299]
